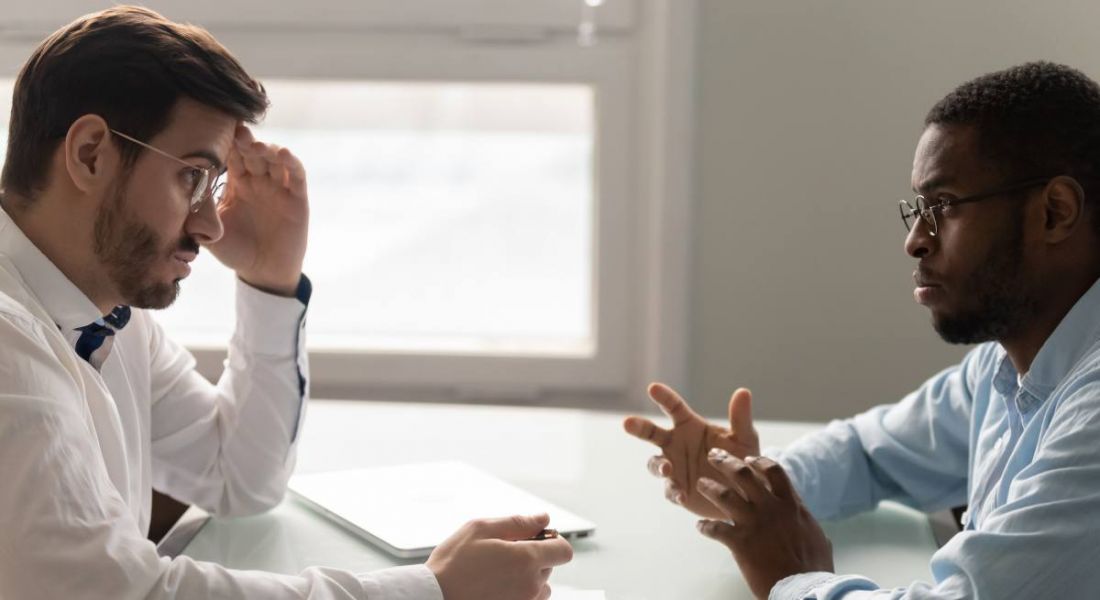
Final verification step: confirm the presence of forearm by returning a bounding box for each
[151,276,311,516]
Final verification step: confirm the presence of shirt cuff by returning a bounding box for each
[771,572,879,600]
[359,564,444,600]
[233,274,311,356]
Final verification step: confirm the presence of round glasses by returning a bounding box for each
[899,177,1052,236]
[109,128,227,213]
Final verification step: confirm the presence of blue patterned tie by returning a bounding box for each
[74,305,131,370]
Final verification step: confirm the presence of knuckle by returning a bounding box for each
[733,464,754,478]
[762,461,784,476]
[466,518,487,536]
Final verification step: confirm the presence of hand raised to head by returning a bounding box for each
[623,383,760,519]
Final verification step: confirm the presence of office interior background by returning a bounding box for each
[1,0,1095,422]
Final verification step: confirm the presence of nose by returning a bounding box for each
[904,216,933,259]
[183,197,224,245]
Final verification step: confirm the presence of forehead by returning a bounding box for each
[911,123,987,193]
[148,97,238,165]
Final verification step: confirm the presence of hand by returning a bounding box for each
[623,383,760,519]
[207,125,309,296]
[696,451,833,599]
[426,514,574,600]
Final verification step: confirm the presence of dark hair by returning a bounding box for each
[1,5,268,200]
[925,61,1100,232]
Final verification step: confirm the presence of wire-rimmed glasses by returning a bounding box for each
[899,177,1052,236]
[109,129,226,213]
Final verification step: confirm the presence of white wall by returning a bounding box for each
[690,0,1100,422]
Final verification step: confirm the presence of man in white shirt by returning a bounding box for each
[0,6,571,599]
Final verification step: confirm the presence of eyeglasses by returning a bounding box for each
[109,129,226,213]
[898,177,1051,236]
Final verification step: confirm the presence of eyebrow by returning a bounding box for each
[181,150,225,173]
[913,175,955,195]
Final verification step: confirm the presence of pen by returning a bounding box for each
[531,528,559,540]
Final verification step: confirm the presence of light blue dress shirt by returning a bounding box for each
[771,276,1100,599]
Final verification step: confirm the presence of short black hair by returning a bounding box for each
[1,5,269,201]
[926,61,1100,234]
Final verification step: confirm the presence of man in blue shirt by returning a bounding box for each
[625,61,1100,599]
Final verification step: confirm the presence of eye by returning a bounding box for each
[180,168,201,188]
[931,195,956,214]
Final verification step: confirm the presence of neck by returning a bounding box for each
[999,268,1100,375]
[2,191,118,315]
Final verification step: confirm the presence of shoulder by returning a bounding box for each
[0,289,84,408]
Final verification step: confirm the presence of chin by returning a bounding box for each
[125,280,181,310]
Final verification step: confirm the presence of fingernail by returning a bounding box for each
[745,455,758,464]
[696,520,707,533]
[708,448,730,461]
[676,493,685,505]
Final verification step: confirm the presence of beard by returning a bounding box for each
[93,181,197,310]
[931,207,1038,344]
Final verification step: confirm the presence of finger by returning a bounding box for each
[475,514,550,541]
[708,449,770,505]
[646,455,672,478]
[255,141,283,163]
[695,477,751,523]
[536,584,551,600]
[728,388,757,441]
[521,536,574,567]
[538,568,552,585]
[664,478,684,506]
[696,518,742,549]
[271,161,291,191]
[647,382,700,426]
[749,456,795,501]
[235,124,256,147]
[227,146,246,178]
[242,150,268,177]
[623,416,672,447]
[278,147,308,197]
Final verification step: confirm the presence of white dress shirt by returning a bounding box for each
[0,207,442,599]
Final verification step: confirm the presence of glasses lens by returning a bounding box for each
[899,200,916,232]
[191,169,211,211]
[211,180,227,206]
[915,196,937,235]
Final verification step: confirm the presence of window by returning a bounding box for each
[156,81,596,357]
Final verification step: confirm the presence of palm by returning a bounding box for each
[624,383,760,519]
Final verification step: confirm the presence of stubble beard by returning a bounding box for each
[931,208,1038,345]
[93,180,183,310]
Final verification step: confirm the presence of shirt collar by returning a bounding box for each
[1014,275,1100,407]
[0,206,102,331]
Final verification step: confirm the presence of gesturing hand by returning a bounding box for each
[207,125,308,296]
[695,451,833,599]
[426,514,574,600]
[623,383,760,519]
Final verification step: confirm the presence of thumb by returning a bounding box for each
[728,388,755,440]
[476,514,551,541]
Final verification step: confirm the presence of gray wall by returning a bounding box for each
[690,0,1100,422]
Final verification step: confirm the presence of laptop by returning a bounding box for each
[288,460,597,558]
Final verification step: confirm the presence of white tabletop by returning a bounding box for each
[181,400,938,599]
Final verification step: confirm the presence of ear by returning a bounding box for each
[63,114,115,195]
[1039,176,1086,244]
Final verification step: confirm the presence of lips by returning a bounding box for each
[913,268,944,305]
[173,250,198,264]
[913,268,942,288]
